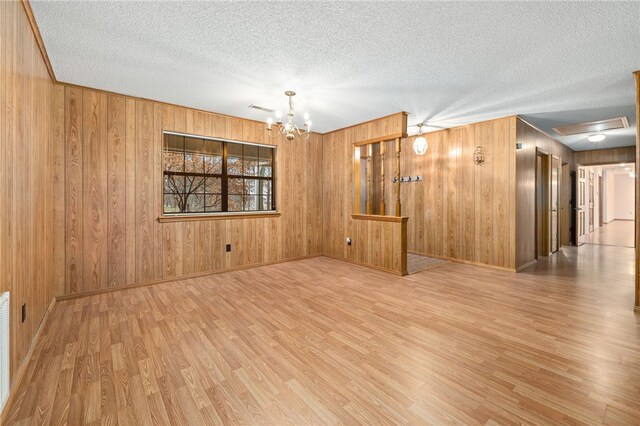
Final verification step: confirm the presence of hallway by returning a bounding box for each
[522,243,635,309]
[583,220,635,248]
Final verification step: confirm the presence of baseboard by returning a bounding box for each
[0,297,56,424]
[57,254,323,301]
[321,254,406,276]
[407,251,517,273]
[516,259,538,272]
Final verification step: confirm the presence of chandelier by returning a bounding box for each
[266,91,311,140]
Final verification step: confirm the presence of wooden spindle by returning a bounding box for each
[380,141,386,215]
[366,144,373,215]
[395,138,401,216]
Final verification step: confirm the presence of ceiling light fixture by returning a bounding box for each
[413,123,428,155]
[266,91,311,141]
[587,134,606,143]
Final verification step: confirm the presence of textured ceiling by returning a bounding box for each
[31,1,640,150]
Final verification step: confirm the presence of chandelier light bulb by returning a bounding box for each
[303,112,310,120]
[275,110,283,120]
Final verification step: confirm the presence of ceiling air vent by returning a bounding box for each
[553,116,629,136]
[248,104,275,113]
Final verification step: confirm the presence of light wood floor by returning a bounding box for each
[4,246,639,425]
[583,220,635,248]
[406,253,447,274]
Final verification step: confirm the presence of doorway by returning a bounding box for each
[578,163,635,248]
[577,167,586,246]
[536,149,551,257]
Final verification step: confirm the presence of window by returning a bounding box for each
[163,133,275,215]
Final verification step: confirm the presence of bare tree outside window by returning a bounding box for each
[163,134,274,214]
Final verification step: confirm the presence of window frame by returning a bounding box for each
[160,131,277,220]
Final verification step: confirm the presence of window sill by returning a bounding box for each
[157,211,281,223]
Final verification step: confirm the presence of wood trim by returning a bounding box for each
[0,298,56,424]
[634,70,639,309]
[322,254,406,276]
[408,251,517,273]
[516,258,538,272]
[353,133,406,147]
[351,214,409,223]
[157,212,281,223]
[56,254,321,301]
[20,0,56,82]
[400,216,408,275]
[329,111,409,135]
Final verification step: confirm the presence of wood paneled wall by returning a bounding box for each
[401,117,517,270]
[54,85,324,295]
[574,146,635,166]
[0,0,56,383]
[322,113,408,274]
[515,118,575,269]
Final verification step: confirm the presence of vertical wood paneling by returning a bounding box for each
[402,116,517,270]
[82,90,108,291]
[493,118,510,267]
[107,95,127,287]
[574,146,635,166]
[1,0,56,386]
[322,113,408,274]
[135,100,155,282]
[65,88,83,294]
[54,87,324,294]
[52,84,65,295]
[515,118,576,268]
[125,98,136,284]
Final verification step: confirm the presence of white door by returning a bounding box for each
[577,167,586,246]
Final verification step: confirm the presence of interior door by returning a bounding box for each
[561,163,571,246]
[551,156,560,253]
[588,171,595,233]
[577,166,586,246]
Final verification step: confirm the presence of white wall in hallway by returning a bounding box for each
[614,173,635,220]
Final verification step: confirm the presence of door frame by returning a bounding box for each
[535,149,552,258]
[551,156,561,253]
[576,164,586,246]
[598,175,604,227]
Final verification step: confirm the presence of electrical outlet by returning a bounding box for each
[226,244,232,252]
[21,303,26,323]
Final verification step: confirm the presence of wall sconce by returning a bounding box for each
[473,146,486,166]
[413,123,428,155]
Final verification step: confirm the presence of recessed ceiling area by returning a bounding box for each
[31,1,640,149]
